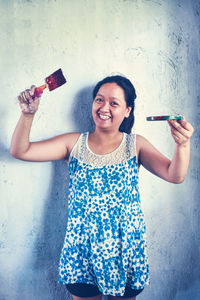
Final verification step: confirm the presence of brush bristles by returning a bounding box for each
[45,68,67,91]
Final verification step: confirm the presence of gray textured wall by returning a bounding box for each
[0,0,200,299]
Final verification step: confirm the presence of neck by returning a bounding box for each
[91,128,123,142]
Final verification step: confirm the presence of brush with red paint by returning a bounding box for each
[33,68,67,98]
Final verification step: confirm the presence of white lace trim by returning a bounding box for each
[70,132,137,168]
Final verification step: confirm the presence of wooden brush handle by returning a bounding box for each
[34,84,47,98]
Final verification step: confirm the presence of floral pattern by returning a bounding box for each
[58,133,149,296]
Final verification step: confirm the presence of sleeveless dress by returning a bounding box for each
[58,132,150,296]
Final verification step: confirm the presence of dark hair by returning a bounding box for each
[92,75,137,133]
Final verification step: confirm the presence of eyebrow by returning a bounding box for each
[110,97,121,101]
[96,93,121,101]
[96,93,104,98]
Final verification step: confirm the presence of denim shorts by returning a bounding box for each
[66,283,144,298]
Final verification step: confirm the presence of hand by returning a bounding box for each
[168,116,194,146]
[18,85,40,115]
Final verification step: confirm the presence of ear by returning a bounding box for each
[125,106,132,118]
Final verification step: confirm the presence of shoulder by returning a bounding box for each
[64,132,81,151]
[56,132,81,143]
[135,134,144,147]
[62,132,81,141]
[135,134,147,146]
[135,133,167,165]
[55,132,81,157]
[135,134,150,158]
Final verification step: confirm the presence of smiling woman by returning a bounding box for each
[92,82,131,133]
[92,76,137,134]
[10,74,194,300]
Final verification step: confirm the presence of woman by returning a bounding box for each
[10,75,194,300]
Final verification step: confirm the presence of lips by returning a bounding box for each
[98,113,111,120]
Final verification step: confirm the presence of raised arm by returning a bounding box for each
[136,116,194,183]
[10,86,80,162]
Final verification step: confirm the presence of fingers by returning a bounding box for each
[168,119,187,138]
[178,116,194,132]
[30,85,36,97]
[168,117,194,136]
[170,126,184,144]
[168,116,194,145]
[19,101,38,114]
[18,85,39,115]
[18,86,36,104]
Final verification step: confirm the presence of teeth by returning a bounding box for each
[99,114,110,120]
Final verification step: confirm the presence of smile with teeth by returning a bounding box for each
[98,113,111,120]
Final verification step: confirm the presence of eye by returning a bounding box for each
[111,101,119,106]
[95,98,103,103]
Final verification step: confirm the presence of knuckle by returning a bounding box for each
[18,95,23,103]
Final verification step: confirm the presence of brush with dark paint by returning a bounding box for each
[34,68,67,98]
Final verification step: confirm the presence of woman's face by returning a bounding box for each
[92,82,131,131]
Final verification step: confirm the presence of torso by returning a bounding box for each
[58,131,150,294]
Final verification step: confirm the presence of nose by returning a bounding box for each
[100,100,110,112]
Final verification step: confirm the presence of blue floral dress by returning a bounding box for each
[58,132,149,296]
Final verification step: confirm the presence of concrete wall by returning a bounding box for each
[0,0,199,299]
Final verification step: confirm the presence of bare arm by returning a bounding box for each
[167,117,193,182]
[137,116,194,183]
[10,86,80,162]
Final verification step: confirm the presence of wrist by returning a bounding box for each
[21,112,36,120]
[177,139,190,149]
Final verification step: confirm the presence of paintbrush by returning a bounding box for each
[34,68,67,98]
